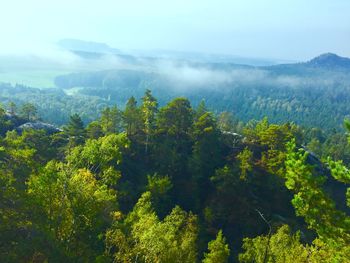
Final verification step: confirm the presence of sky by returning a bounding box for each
[0,0,349,60]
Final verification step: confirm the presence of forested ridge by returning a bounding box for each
[2,53,350,130]
[0,90,349,262]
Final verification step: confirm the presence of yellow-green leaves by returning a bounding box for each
[239,225,350,263]
[203,230,230,263]
[66,133,129,186]
[28,161,117,260]
[106,191,198,263]
[240,225,307,263]
[327,158,350,184]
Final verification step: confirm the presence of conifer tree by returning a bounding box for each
[141,89,158,153]
[123,96,142,137]
[64,113,86,146]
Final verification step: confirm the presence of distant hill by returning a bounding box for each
[306,53,350,69]
[58,39,120,54]
[264,53,350,75]
[57,38,290,66]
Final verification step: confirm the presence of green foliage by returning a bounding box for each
[304,129,350,165]
[146,174,173,217]
[0,133,37,261]
[0,83,107,125]
[106,192,198,263]
[7,101,16,115]
[154,98,194,208]
[157,98,193,137]
[217,111,243,133]
[123,96,142,137]
[244,117,297,148]
[5,63,350,130]
[28,161,117,260]
[146,174,172,196]
[244,118,299,177]
[237,147,253,180]
[285,139,350,247]
[86,120,104,139]
[0,105,13,135]
[3,130,39,174]
[195,100,208,120]
[239,225,348,263]
[203,230,230,263]
[191,112,222,207]
[19,102,38,121]
[1,92,349,262]
[64,113,86,147]
[66,133,130,186]
[344,118,350,136]
[141,89,158,130]
[141,89,158,153]
[326,158,350,184]
[100,106,122,135]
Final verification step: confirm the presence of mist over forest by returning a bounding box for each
[1,1,350,262]
[1,40,350,129]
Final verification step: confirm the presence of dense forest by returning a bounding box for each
[2,53,350,130]
[0,89,349,262]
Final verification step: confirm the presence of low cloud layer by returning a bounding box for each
[0,45,345,91]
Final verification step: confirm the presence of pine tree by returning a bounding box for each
[20,103,37,121]
[64,114,86,146]
[141,89,158,153]
[191,112,221,207]
[285,139,350,248]
[100,106,121,135]
[236,147,253,180]
[195,99,208,120]
[86,121,103,139]
[123,96,142,137]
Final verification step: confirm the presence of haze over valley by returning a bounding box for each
[1,39,350,129]
[1,1,349,262]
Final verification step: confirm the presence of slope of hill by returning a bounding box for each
[50,53,350,129]
[306,53,350,69]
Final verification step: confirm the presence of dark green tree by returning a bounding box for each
[141,89,158,154]
[64,114,86,147]
[285,139,350,252]
[123,96,142,137]
[155,98,194,208]
[190,112,221,208]
[20,103,38,121]
[86,121,103,139]
[236,147,253,180]
[100,106,122,135]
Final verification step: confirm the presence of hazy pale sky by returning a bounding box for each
[1,0,349,60]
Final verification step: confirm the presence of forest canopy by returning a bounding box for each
[0,90,349,262]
